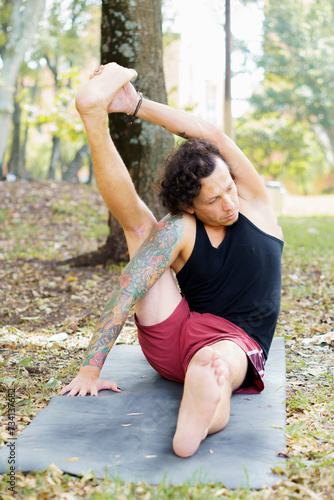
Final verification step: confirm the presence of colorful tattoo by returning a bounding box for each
[82,214,184,369]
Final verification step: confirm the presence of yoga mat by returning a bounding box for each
[0,338,286,488]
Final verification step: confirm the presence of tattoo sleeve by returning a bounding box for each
[82,214,184,369]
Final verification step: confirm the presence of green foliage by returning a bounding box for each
[0,0,12,55]
[235,112,327,191]
[9,0,101,179]
[36,0,101,69]
[252,0,334,176]
[258,0,334,126]
[35,67,85,141]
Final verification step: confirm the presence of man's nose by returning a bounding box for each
[221,195,234,211]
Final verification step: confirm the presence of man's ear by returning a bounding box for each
[183,206,195,215]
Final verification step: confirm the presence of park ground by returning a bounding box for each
[0,180,333,499]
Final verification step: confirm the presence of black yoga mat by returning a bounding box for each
[0,337,286,488]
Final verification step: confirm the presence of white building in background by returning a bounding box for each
[163,10,225,131]
[163,0,264,130]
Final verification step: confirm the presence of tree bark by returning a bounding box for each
[65,0,174,267]
[87,154,94,185]
[224,0,233,139]
[62,143,90,181]
[7,91,22,177]
[0,0,46,177]
[48,136,61,180]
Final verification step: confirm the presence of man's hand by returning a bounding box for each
[75,62,137,119]
[59,365,121,397]
[107,81,138,114]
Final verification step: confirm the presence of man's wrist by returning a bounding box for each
[79,364,101,375]
[80,112,108,129]
[127,91,143,123]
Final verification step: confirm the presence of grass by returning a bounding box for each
[0,182,334,499]
[280,216,334,256]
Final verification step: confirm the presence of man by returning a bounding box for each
[60,63,284,458]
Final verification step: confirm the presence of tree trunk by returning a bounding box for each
[224,0,233,139]
[0,0,46,176]
[62,143,90,181]
[65,0,174,267]
[7,92,22,178]
[21,124,29,175]
[87,154,94,185]
[48,136,61,180]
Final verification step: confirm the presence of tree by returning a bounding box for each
[34,0,100,180]
[224,0,233,138]
[252,0,334,187]
[3,0,100,181]
[235,112,326,194]
[66,0,174,266]
[0,0,47,179]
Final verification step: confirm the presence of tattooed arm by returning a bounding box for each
[60,214,184,397]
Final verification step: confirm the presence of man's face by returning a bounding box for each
[186,158,239,227]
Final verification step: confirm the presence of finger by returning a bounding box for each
[78,387,88,397]
[129,68,138,80]
[90,386,98,397]
[60,384,74,396]
[68,386,81,397]
[99,380,122,393]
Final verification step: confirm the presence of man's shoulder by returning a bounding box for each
[160,213,196,273]
[159,212,196,231]
[239,201,284,241]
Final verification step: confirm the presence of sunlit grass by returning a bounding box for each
[280,215,334,260]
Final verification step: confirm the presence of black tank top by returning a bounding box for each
[176,213,284,360]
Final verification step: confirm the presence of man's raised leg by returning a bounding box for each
[76,63,182,326]
[173,340,248,458]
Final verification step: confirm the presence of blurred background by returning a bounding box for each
[0,0,333,209]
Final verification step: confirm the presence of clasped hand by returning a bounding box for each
[75,62,138,118]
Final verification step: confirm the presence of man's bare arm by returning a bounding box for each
[136,98,269,203]
[60,214,184,396]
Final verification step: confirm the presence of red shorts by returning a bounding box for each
[134,296,265,394]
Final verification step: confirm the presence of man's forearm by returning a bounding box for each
[137,98,221,143]
[136,98,242,168]
[81,285,130,369]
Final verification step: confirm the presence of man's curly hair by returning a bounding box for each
[158,138,226,215]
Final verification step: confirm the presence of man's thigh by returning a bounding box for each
[211,340,248,392]
[124,221,183,326]
[135,268,182,326]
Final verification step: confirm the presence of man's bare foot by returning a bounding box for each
[173,346,228,458]
[75,62,137,118]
